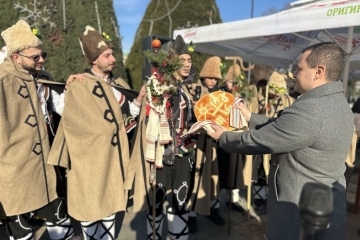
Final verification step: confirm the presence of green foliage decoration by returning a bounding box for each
[143,48,182,113]
[125,0,222,90]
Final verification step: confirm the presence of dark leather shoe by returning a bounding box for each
[188,216,197,233]
[206,209,225,225]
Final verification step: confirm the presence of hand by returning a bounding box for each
[66,74,85,87]
[207,123,225,141]
[135,85,146,104]
[232,102,252,122]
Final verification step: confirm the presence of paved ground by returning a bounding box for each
[2,166,360,240]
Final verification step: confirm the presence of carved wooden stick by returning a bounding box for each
[225,56,255,71]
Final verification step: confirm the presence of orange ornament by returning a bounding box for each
[152,38,161,48]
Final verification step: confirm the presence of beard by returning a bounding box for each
[98,61,115,74]
[21,61,42,73]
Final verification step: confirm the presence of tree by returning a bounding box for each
[0,0,127,82]
[125,0,222,90]
[261,1,292,16]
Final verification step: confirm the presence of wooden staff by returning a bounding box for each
[149,41,160,240]
[150,164,157,240]
[225,56,255,71]
[226,57,237,236]
[265,84,269,117]
[223,56,256,225]
[227,154,232,236]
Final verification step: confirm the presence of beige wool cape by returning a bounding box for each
[48,73,130,221]
[124,102,152,212]
[0,57,58,216]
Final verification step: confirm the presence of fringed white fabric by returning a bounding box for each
[145,108,172,168]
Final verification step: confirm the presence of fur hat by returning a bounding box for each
[79,26,113,64]
[268,71,288,95]
[224,64,241,82]
[1,20,42,55]
[199,56,222,79]
[172,35,190,56]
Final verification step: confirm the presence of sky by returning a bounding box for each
[114,0,292,54]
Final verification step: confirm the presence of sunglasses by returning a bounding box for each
[18,52,47,62]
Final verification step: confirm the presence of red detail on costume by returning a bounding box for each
[118,93,125,106]
[145,104,151,116]
[166,100,171,109]
[165,106,172,119]
[125,120,137,132]
[151,68,158,74]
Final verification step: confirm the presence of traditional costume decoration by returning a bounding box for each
[79,26,138,133]
[187,41,195,53]
[223,56,255,101]
[268,71,288,96]
[172,35,191,56]
[101,31,112,42]
[31,26,41,39]
[79,25,113,64]
[143,41,181,168]
[1,20,42,55]
[199,56,222,79]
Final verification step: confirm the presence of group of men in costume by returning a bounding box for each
[0,19,297,240]
[0,18,354,240]
[0,20,146,240]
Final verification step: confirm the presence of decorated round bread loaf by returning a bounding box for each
[194,91,234,130]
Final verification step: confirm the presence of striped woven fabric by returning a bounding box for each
[230,97,248,130]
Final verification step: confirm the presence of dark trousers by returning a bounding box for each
[150,155,192,216]
[5,198,67,239]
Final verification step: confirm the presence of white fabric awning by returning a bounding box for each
[174,0,360,68]
[173,0,360,91]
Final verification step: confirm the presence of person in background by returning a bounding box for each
[187,56,225,233]
[266,71,294,118]
[256,79,268,115]
[218,63,247,214]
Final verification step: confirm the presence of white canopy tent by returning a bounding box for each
[173,0,360,92]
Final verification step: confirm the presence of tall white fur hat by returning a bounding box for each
[1,20,42,55]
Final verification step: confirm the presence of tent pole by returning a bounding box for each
[292,32,319,43]
[323,29,342,47]
[342,26,354,97]
[248,0,254,84]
